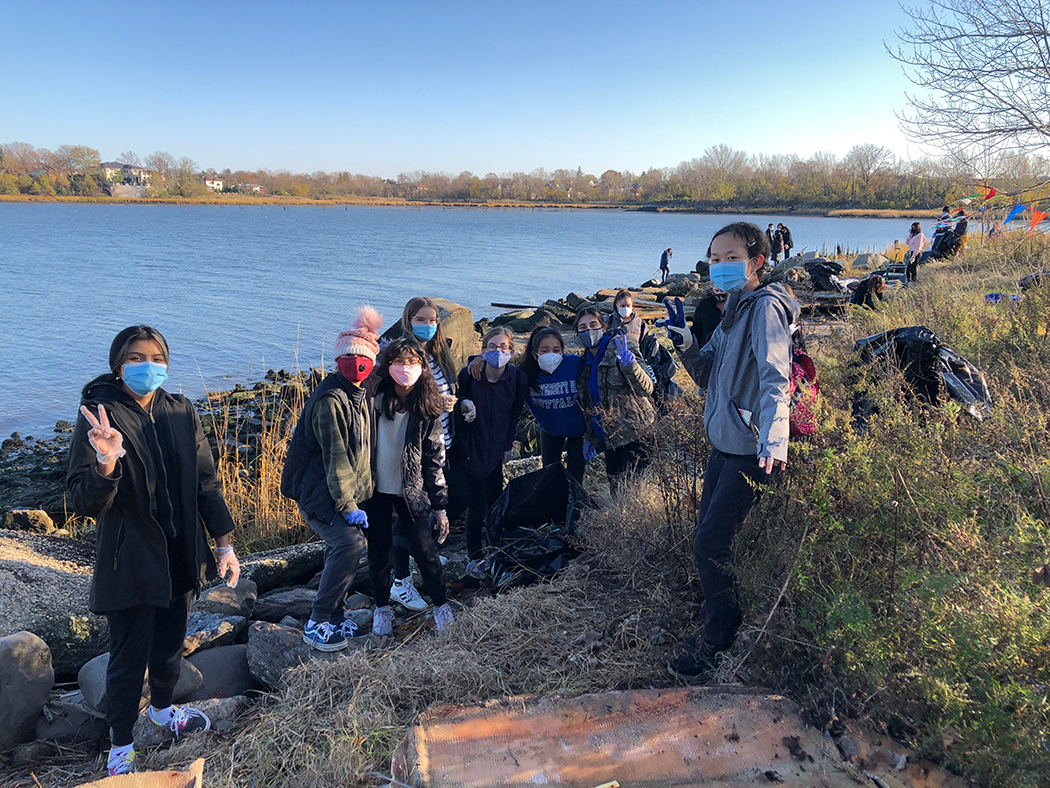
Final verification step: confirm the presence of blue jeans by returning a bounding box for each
[694,448,778,650]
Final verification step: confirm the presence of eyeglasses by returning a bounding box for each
[485,343,513,352]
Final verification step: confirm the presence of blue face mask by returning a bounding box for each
[411,323,437,342]
[578,328,604,348]
[483,349,513,368]
[709,260,751,292]
[122,360,168,396]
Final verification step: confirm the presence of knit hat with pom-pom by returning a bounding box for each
[334,305,383,362]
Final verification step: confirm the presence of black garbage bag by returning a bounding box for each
[853,325,992,420]
[1019,271,1050,292]
[805,261,846,292]
[483,464,595,592]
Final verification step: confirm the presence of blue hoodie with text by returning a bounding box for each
[526,353,586,438]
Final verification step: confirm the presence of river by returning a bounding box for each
[0,203,910,436]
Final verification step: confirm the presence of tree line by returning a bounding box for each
[2,139,1048,209]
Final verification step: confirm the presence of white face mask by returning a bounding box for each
[617,306,632,319]
[537,353,563,374]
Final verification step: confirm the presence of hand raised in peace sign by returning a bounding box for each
[79,404,126,467]
[614,334,635,366]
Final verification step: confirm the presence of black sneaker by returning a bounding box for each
[668,643,722,680]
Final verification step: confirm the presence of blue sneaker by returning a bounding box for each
[303,619,348,651]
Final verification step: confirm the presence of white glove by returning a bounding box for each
[80,404,127,465]
[461,399,477,423]
[214,545,240,588]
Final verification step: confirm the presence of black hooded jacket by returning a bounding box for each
[67,378,235,613]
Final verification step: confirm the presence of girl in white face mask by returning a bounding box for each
[607,289,647,344]
[518,327,587,483]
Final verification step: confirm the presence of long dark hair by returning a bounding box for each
[400,296,456,383]
[83,324,170,397]
[374,337,444,420]
[518,326,564,389]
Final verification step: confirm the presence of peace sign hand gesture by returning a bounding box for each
[614,335,635,366]
[80,404,126,468]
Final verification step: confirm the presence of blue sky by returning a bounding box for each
[1,0,927,176]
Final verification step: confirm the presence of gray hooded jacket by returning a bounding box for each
[677,283,800,462]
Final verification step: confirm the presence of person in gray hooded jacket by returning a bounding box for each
[660,221,800,679]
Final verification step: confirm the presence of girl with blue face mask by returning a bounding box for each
[67,325,239,775]
[452,326,529,580]
[659,221,800,681]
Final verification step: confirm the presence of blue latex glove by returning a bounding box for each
[345,509,368,529]
[658,297,693,351]
[583,440,598,461]
[614,335,635,365]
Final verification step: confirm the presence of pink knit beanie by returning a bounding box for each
[334,305,382,362]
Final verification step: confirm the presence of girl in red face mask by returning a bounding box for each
[280,306,382,653]
[367,337,455,635]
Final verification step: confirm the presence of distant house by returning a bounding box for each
[239,183,262,194]
[100,162,153,186]
[204,176,224,192]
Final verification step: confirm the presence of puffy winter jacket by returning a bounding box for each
[371,392,448,519]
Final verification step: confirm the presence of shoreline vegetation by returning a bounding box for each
[0,193,940,218]
[4,234,1050,785]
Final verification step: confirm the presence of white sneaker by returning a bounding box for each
[434,603,454,632]
[373,605,394,636]
[390,577,429,612]
[107,745,136,776]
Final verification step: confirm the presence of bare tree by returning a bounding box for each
[119,150,143,167]
[890,0,1050,156]
[7,142,38,174]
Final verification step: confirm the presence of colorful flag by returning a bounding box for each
[1004,204,1026,224]
[1028,211,1047,237]
[980,186,997,200]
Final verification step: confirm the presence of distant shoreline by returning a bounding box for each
[0,194,939,218]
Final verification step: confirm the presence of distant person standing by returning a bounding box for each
[660,248,672,283]
[780,224,794,260]
[765,224,775,250]
[905,222,926,283]
[769,226,783,263]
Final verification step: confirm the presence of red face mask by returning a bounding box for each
[337,355,374,382]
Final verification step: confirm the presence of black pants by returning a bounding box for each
[104,592,192,746]
[465,464,504,561]
[540,430,585,483]
[367,493,446,607]
[604,440,648,495]
[302,506,367,625]
[693,448,777,651]
[906,256,918,283]
[392,459,464,579]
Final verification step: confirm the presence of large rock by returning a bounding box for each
[382,298,477,370]
[3,509,56,534]
[194,578,257,617]
[185,644,259,701]
[0,631,55,750]
[0,529,107,676]
[852,252,888,270]
[35,695,107,744]
[132,695,250,746]
[253,586,317,621]
[246,621,309,689]
[78,653,202,712]
[238,542,326,594]
[182,612,247,656]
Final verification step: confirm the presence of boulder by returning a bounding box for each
[253,586,316,622]
[35,696,107,744]
[194,578,257,617]
[345,592,372,610]
[0,631,55,750]
[238,542,326,594]
[0,529,107,676]
[564,292,587,310]
[663,272,707,298]
[185,644,259,701]
[79,653,202,712]
[852,252,888,270]
[133,695,250,746]
[247,622,309,689]
[346,607,374,631]
[182,612,247,656]
[541,300,576,324]
[3,509,56,534]
[694,259,710,278]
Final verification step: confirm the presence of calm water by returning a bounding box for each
[0,204,909,436]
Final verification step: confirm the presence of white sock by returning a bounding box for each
[108,742,134,762]
[150,704,175,724]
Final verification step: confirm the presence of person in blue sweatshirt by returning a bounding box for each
[517,326,586,482]
[660,221,800,681]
